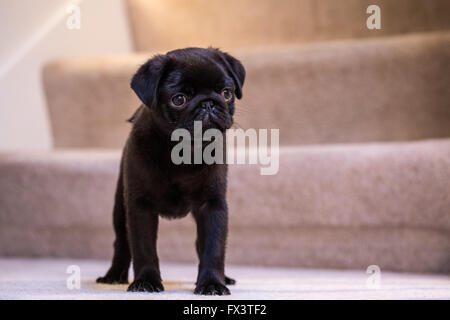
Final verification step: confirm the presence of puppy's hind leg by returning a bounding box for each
[97,166,131,284]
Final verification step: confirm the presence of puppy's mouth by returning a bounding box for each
[198,109,226,129]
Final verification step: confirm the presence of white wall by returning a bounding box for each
[0,0,133,150]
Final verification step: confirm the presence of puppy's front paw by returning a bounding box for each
[225,276,236,285]
[127,279,164,293]
[195,280,230,296]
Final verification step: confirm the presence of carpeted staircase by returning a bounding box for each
[1,0,450,277]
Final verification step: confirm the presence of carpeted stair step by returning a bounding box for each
[42,31,450,148]
[1,138,449,273]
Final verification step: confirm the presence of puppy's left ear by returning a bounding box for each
[131,54,167,108]
[215,50,246,99]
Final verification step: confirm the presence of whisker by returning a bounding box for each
[231,121,245,129]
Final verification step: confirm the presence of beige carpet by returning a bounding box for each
[0,258,449,300]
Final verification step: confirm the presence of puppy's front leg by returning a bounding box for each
[193,199,230,295]
[126,197,164,292]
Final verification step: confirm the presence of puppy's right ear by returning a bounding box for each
[131,55,167,108]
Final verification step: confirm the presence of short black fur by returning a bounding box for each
[97,47,245,295]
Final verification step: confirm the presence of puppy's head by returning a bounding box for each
[131,47,245,134]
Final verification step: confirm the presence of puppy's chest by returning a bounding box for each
[157,182,204,219]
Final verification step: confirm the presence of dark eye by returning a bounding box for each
[221,88,233,102]
[171,93,187,108]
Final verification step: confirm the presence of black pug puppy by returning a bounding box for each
[97,47,245,295]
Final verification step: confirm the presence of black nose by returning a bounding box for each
[201,100,214,111]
